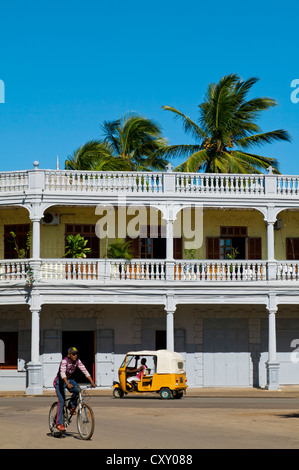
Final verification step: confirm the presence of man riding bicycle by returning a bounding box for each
[53,347,96,432]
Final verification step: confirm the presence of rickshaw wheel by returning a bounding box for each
[159,388,172,399]
[113,387,124,398]
[173,390,183,399]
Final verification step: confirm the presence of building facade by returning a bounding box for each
[1,162,299,394]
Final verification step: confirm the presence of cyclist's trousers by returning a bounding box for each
[53,376,80,425]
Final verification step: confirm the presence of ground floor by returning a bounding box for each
[1,302,299,392]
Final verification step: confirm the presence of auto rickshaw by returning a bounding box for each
[112,349,187,399]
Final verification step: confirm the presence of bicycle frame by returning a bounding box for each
[49,385,95,440]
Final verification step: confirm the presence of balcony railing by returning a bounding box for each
[1,168,299,198]
[0,171,29,192]
[1,259,298,283]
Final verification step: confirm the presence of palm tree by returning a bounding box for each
[162,74,291,173]
[65,140,129,171]
[101,113,169,171]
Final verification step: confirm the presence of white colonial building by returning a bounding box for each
[1,162,299,394]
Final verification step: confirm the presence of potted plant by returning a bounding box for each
[227,246,239,276]
[106,238,133,260]
[10,230,31,258]
[9,230,34,285]
[106,239,133,279]
[63,234,91,259]
[63,234,91,279]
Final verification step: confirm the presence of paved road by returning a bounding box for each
[1,393,299,450]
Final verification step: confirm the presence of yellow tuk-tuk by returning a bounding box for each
[113,349,187,399]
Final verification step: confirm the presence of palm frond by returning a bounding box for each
[162,105,207,141]
[236,130,292,149]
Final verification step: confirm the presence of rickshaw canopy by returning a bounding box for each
[126,349,185,375]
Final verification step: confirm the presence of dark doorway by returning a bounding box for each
[155,330,166,350]
[62,331,95,383]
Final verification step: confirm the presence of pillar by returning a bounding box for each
[266,305,280,390]
[26,304,43,395]
[267,221,275,261]
[265,205,277,281]
[31,218,41,258]
[166,219,174,260]
[166,310,175,351]
[165,294,176,351]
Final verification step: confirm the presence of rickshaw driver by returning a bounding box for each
[126,357,147,389]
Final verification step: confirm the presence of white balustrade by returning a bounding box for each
[44,171,164,193]
[276,261,299,281]
[0,171,29,192]
[276,176,299,195]
[2,258,299,283]
[0,260,29,281]
[175,173,264,195]
[174,260,267,281]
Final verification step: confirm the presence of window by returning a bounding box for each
[65,224,100,258]
[220,226,247,237]
[0,332,18,369]
[4,224,30,259]
[207,227,261,260]
[127,226,182,259]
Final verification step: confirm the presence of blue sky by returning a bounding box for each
[0,0,298,174]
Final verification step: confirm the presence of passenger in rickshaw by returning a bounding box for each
[126,357,147,389]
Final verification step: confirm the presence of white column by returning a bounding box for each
[26,302,43,395]
[31,308,40,363]
[165,295,176,351]
[166,310,175,351]
[266,304,280,390]
[267,221,275,261]
[31,218,41,259]
[265,208,276,280]
[268,309,277,363]
[166,219,174,260]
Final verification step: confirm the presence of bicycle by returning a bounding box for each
[49,385,95,440]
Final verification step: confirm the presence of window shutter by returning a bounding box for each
[286,238,299,260]
[206,237,220,259]
[173,238,183,259]
[248,237,262,259]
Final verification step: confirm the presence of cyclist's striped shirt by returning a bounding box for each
[57,356,90,379]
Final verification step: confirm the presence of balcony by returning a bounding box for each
[1,258,298,284]
[1,167,299,200]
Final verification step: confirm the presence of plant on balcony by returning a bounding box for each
[184,248,197,260]
[10,230,31,258]
[106,239,133,260]
[227,246,239,274]
[162,74,291,174]
[63,234,91,258]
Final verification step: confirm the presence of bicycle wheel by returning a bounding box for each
[77,403,95,440]
[49,402,62,437]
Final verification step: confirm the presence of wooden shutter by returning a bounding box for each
[173,238,183,259]
[286,238,299,260]
[248,237,262,259]
[206,237,220,259]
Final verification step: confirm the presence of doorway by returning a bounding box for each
[155,330,166,350]
[62,331,95,383]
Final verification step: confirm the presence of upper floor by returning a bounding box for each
[1,163,299,287]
